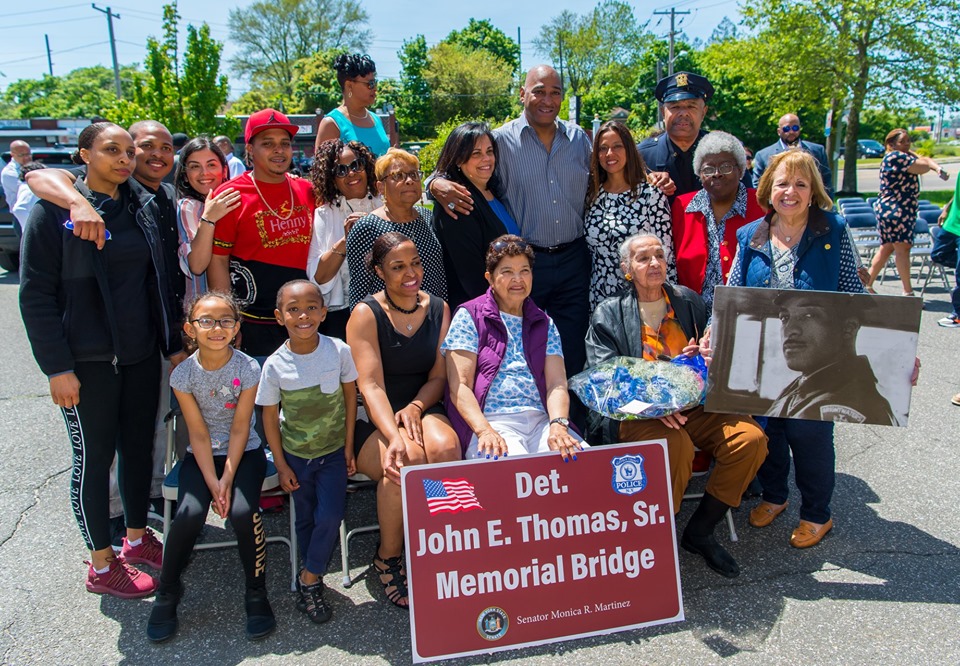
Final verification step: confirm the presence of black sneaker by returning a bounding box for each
[297,575,333,624]
[244,587,276,641]
[146,582,183,643]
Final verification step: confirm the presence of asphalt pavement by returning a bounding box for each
[0,264,958,665]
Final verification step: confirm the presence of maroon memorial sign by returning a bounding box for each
[402,440,683,662]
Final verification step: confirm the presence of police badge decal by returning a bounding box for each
[612,455,647,495]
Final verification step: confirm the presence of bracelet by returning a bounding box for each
[330,249,346,257]
[409,402,423,413]
[200,217,216,227]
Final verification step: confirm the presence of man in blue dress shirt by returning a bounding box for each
[430,65,593,376]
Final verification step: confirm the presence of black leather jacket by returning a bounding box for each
[584,283,707,443]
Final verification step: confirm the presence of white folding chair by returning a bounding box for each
[338,473,380,587]
[161,410,299,591]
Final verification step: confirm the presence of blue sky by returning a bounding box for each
[0,0,742,97]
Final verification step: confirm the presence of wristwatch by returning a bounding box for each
[549,417,570,429]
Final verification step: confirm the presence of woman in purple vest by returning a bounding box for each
[443,235,582,460]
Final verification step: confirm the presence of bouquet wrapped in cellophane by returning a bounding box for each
[570,354,708,420]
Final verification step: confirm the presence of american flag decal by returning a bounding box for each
[422,478,483,515]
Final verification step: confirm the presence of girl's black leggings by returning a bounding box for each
[159,447,267,591]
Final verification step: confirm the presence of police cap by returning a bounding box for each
[655,71,714,104]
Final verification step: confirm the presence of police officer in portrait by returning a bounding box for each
[768,292,898,426]
[638,71,714,199]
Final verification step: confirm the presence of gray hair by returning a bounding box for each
[618,233,664,266]
[693,131,747,177]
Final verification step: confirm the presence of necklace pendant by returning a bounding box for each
[406,323,413,332]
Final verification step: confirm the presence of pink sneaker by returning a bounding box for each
[86,558,157,599]
[121,528,163,570]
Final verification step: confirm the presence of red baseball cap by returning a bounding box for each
[244,108,299,144]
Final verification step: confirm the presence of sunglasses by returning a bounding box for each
[351,78,377,90]
[491,239,530,252]
[781,124,801,133]
[333,158,365,178]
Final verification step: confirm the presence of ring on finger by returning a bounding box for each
[447,202,456,210]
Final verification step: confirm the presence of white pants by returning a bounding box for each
[465,409,586,459]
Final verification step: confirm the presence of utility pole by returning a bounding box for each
[653,8,690,76]
[44,34,53,76]
[517,26,522,78]
[91,4,122,99]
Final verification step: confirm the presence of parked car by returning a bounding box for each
[0,147,79,273]
[838,139,885,159]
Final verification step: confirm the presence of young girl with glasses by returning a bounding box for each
[147,291,275,643]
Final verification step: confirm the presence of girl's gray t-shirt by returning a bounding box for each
[170,348,262,454]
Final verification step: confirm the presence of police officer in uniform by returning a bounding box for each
[768,293,898,425]
[639,72,714,198]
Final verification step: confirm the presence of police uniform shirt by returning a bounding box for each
[638,129,708,198]
[769,354,898,426]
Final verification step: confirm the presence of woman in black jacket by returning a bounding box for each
[19,122,184,599]
[431,122,519,308]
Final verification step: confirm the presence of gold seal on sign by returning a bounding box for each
[676,73,688,87]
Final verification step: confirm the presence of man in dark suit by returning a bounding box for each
[753,113,833,197]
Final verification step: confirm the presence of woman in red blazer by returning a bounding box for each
[672,131,765,313]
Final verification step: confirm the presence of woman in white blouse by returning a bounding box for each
[307,139,382,339]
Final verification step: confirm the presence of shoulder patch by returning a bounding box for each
[820,404,867,423]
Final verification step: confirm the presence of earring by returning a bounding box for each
[624,273,632,281]
[348,91,353,99]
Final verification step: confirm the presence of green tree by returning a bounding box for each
[181,23,230,135]
[290,49,342,114]
[228,0,370,100]
[739,0,960,192]
[140,3,186,132]
[1,66,146,118]
[396,35,434,139]
[136,2,229,135]
[445,19,520,76]
[424,43,515,127]
[534,1,645,95]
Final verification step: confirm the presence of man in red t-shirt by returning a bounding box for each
[208,108,316,356]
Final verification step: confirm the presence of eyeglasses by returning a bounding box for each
[490,239,530,252]
[190,317,238,330]
[334,158,365,178]
[781,124,801,133]
[382,170,422,183]
[351,78,377,90]
[700,163,736,178]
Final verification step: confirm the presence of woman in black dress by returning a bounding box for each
[346,232,460,608]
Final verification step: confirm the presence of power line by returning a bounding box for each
[0,41,108,67]
[0,16,97,31]
[5,4,87,18]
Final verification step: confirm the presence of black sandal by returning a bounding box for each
[372,547,409,609]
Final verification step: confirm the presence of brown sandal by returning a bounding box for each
[373,547,409,609]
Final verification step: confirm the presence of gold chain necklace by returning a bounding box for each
[250,172,294,221]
